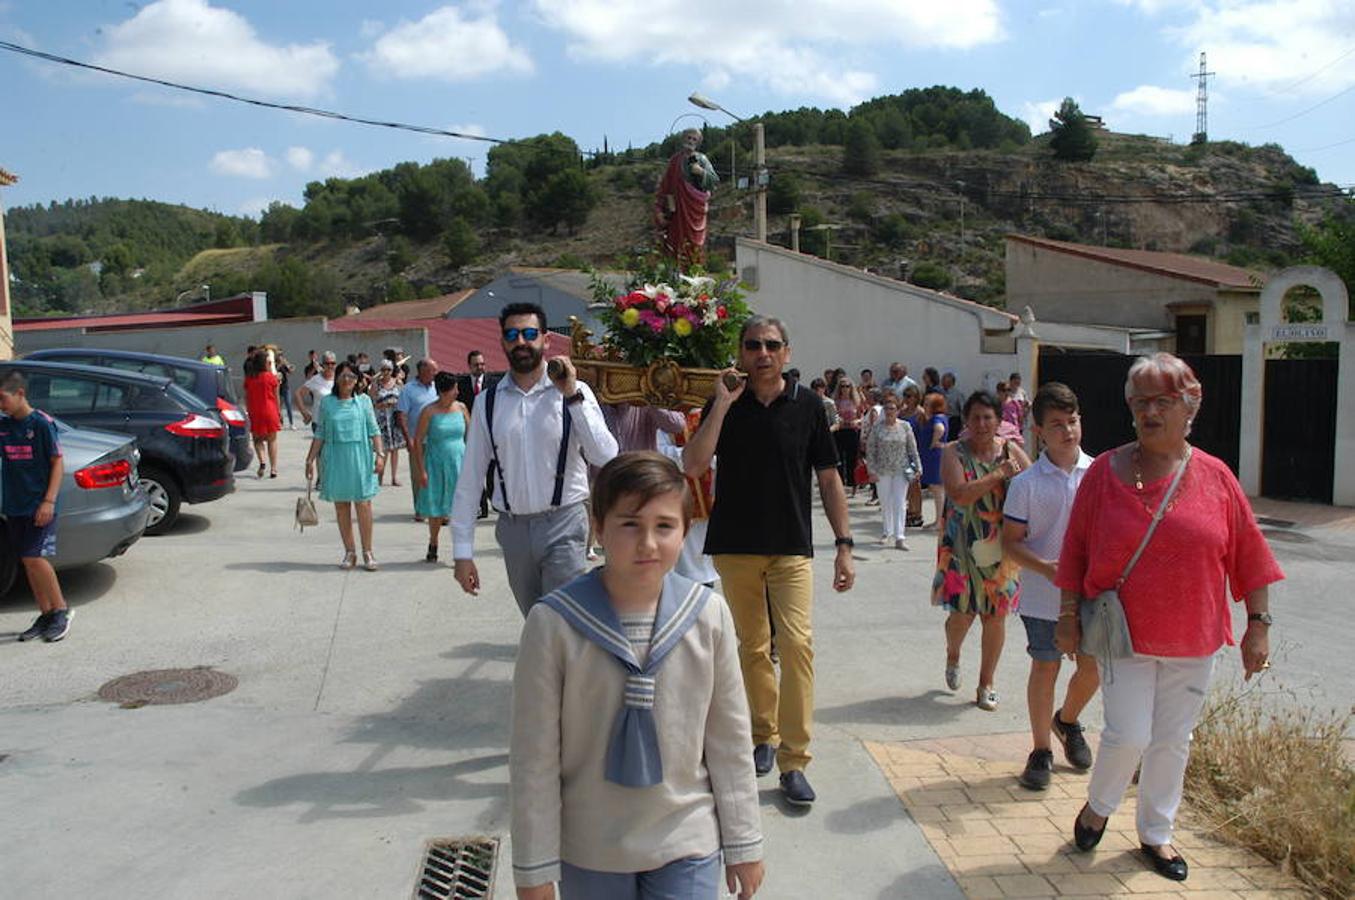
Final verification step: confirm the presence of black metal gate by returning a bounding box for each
[1262,358,1338,503]
[1036,350,1242,472]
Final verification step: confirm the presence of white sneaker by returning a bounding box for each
[976,686,999,711]
[895,539,910,551]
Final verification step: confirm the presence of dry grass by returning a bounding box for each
[1185,682,1355,898]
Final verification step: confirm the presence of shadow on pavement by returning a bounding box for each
[444,642,518,664]
[235,752,510,824]
[222,561,372,574]
[816,690,964,728]
[823,794,907,834]
[154,513,212,536]
[0,561,118,622]
[875,866,958,899]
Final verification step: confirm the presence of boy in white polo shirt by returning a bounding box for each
[1002,382,1099,791]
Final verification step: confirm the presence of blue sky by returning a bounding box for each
[1,0,1352,217]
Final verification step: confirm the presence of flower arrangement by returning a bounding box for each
[591,260,751,370]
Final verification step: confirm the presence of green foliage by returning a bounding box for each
[442,217,481,268]
[846,192,875,223]
[386,235,414,274]
[910,261,952,290]
[1049,97,1097,162]
[386,278,417,302]
[486,132,595,233]
[767,172,802,215]
[553,252,590,271]
[842,119,882,176]
[259,202,300,242]
[249,256,342,318]
[798,206,827,257]
[873,213,917,248]
[1300,201,1355,316]
[528,168,597,234]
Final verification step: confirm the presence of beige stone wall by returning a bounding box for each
[1006,241,1221,331]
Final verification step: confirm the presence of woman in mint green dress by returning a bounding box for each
[305,362,385,571]
[411,372,469,563]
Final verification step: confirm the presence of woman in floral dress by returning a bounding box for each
[932,390,1032,711]
[370,360,405,486]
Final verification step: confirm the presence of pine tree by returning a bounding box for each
[1049,97,1097,162]
[842,119,882,176]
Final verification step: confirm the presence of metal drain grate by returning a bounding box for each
[415,837,499,899]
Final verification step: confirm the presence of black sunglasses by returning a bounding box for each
[743,339,785,352]
[503,327,541,342]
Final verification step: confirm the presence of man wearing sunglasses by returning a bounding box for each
[683,315,855,808]
[450,302,618,615]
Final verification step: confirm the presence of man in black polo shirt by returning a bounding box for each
[684,314,855,807]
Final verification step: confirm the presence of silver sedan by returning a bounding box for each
[0,420,149,594]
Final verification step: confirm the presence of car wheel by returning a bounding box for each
[0,529,18,596]
[139,465,183,536]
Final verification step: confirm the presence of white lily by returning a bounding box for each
[679,273,716,292]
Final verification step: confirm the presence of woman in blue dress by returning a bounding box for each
[411,372,470,563]
[919,391,950,531]
[304,362,385,571]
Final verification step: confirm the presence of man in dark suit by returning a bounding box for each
[457,350,498,518]
[457,350,496,411]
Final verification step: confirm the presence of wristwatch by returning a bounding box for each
[1248,612,1273,626]
[564,390,585,405]
[834,536,855,548]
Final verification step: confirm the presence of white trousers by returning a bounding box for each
[878,473,910,540]
[1087,654,1215,845]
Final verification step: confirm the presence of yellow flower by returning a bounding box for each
[621,308,640,327]
[673,317,693,337]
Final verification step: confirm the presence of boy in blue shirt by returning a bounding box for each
[0,371,72,642]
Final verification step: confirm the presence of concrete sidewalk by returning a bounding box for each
[0,428,1341,898]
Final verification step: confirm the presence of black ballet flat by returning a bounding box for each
[1140,844,1188,881]
[1073,804,1107,852]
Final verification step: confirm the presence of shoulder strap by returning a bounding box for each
[1116,448,1191,589]
[552,395,573,507]
[484,385,510,514]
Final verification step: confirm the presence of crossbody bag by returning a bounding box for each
[1079,447,1191,682]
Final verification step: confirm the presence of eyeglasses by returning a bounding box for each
[1129,393,1181,413]
[743,339,785,352]
[503,327,541,342]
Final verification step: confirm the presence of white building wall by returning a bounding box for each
[736,239,1019,396]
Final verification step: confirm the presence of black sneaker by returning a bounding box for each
[1018,748,1054,790]
[752,743,776,776]
[41,608,72,643]
[18,612,53,642]
[1053,711,1094,770]
[779,770,816,807]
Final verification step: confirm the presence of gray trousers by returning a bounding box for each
[495,502,589,616]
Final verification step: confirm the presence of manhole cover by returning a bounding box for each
[97,667,238,707]
[415,837,499,899]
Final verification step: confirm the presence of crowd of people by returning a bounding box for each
[172,314,1281,898]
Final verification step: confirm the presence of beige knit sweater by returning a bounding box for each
[510,593,764,887]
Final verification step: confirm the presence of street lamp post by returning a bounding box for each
[689,92,767,242]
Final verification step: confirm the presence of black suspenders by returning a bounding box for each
[483,385,574,514]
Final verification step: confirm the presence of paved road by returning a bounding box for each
[0,429,1345,898]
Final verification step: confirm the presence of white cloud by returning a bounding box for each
[359,19,385,39]
[1128,1,1355,97]
[316,151,363,179]
[1020,98,1064,136]
[209,148,274,179]
[92,0,338,99]
[285,146,314,171]
[238,197,275,217]
[1109,84,1197,117]
[529,0,1004,105]
[364,4,533,81]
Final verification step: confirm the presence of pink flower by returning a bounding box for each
[670,303,690,320]
[654,293,670,313]
[639,310,667,334]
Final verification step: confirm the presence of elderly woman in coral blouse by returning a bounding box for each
[1053,353,1282,884]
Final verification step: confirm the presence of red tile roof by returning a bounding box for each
[326,316,570,372]
[1007,234,1266,291]
[343,290,475,321]
[15,310,248,332]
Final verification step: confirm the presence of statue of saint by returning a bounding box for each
[655,128,719,267]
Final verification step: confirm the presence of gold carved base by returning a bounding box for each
[568,317,720,409]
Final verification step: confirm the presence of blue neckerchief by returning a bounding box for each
[542,568,711,787]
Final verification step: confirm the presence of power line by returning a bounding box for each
[0,39,513,147]
[1247,80,1355,131]
[1271,43,1355,94]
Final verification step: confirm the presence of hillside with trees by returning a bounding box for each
[6,85,1350,319]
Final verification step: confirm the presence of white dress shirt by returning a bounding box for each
[451,371,617,559]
